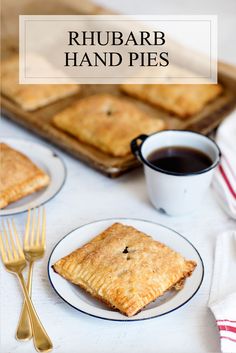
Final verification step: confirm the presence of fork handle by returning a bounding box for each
[17,272,53,353]
[16,261,34,341]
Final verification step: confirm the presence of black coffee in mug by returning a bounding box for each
[147,146,212,174]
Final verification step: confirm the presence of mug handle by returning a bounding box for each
[130,134,148,162]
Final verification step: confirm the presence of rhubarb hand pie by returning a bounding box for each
[52,94,165,157]
[121,83,223,118]
[0,143,50,209]
[1,55,80,111]
[52,223,196,317]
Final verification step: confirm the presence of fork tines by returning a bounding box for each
[24,207,46,249]
[0,218,24,263]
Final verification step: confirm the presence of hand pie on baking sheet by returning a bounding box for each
[52,223,196,317]
[1,55,80,111]
[52,94,165,157]
[0,143,50,209]
[121,83,223,118]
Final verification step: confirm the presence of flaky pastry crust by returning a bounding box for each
[0,143,50,209]
[53,94,165,157]
[53,223,196,316]
[1,55,80,111]
[121,83,223,118]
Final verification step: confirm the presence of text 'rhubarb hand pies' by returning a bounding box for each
[52,94,165,157]
[1,55,80,111]
[52,223,196,317]
[121,84,223,118]
[0,143,50,209]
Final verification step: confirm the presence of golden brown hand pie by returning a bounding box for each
[52,223,196,317]
[52,94,165,157]
[1,55,80,111]
[121,83,223,118]
[0,143,50,209]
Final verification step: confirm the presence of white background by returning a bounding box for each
[1,1,236,353]
[96,0,236,65]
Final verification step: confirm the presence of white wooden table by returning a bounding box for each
[1,1,236,352]
[1,115,235,353]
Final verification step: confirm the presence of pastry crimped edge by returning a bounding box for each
[53,261,195,316]
[0,172,50,209]
[52,223,197,317]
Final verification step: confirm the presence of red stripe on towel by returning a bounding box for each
[218,325,236,333]
[219,164,236,199]
[223,155,236,183]
[217,320,236,323]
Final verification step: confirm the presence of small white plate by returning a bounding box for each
[0,138,66,216]
[48,218,204,321]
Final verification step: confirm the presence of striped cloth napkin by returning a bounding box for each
[208,231,236,353]
[212,112,236,219]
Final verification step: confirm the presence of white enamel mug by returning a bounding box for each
[131,130,221,216]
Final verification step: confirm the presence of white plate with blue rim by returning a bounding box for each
[0,137,66,216]
[48,218,204,321]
